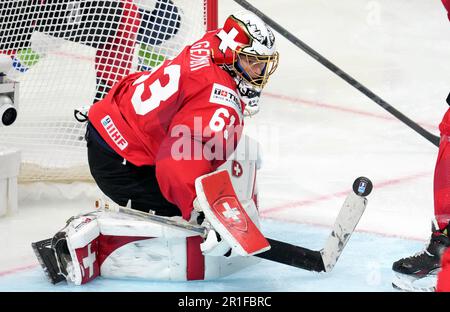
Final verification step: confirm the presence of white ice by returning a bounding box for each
[1,0,449,291]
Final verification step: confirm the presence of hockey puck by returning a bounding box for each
[352,177,373,197]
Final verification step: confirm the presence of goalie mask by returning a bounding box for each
[214,11,279,116]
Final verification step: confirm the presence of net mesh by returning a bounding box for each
[0,0,211,182]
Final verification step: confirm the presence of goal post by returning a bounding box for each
[0,0,218,182]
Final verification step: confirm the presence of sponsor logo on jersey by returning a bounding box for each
[101,115,128,150]
[209,83,242,115]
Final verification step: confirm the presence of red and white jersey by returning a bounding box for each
[89,30,245,219]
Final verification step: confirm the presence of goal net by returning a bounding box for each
[0,0,218,182]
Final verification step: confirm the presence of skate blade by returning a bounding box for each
[392,272,437,292]
[31,238,66,284]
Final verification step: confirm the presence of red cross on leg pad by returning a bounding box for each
[196,170,270,256]
[74,238,100,284]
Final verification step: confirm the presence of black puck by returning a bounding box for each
[352,177,373,197]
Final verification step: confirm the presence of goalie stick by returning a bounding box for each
[97,177,372,273]
[32,177,370,284]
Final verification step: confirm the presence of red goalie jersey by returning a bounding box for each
[89,31,245,220]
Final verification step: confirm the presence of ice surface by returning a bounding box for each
[0,218,427,292]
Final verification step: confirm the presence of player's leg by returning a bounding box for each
[392,108,450,288]
[85,123,181,217]
[33,210,191,284]
[434,125,450,230]
[437,248,450,291]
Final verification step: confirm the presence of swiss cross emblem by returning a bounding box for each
[82,243,96,278]
[232,160,243,178]
[222,202,240,221]
[217,27,240,53]
[75,240,99,283]
[213,196,248,232]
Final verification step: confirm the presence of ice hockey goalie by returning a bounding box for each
[32,10,279,285]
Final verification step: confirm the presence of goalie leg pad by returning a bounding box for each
[56,214,101,285]
[33,214,101,285]
[65,218,101,285]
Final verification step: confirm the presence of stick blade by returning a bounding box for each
[320,192,367,272]
[32,238,66,284]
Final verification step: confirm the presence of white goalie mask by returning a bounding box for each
[214,11,279,116]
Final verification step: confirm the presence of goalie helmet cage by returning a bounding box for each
[0,0,218,182]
